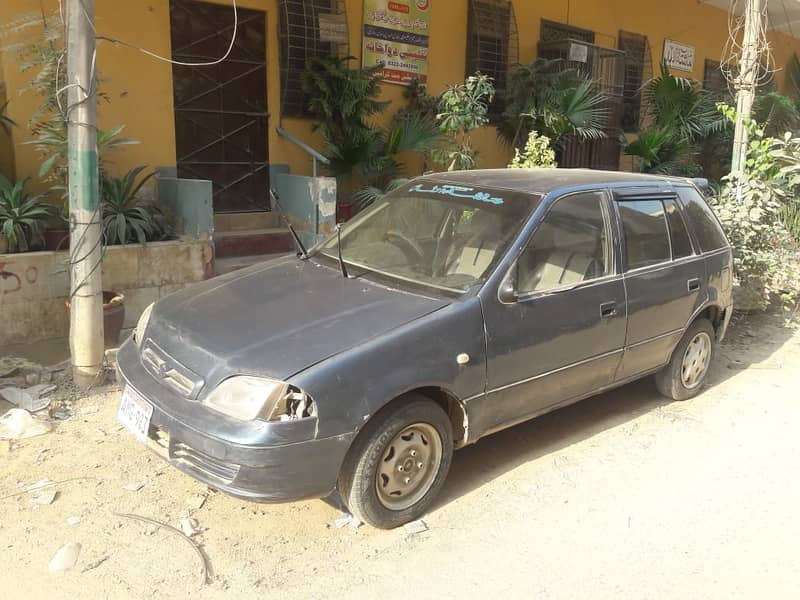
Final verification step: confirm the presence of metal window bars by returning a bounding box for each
[466,0,519,118]
[618,31,653,133]
[278,0,348,120]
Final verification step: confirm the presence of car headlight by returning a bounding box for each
[203,376,315,422]
[133,302,154,347]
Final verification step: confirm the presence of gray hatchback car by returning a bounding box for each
[116,169,733,528]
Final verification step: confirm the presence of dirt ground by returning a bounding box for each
[1,310,799,600]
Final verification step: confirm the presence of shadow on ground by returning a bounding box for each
[437,309,796,509]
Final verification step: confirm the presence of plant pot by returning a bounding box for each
[65,291,126,348]
[0,233,7,254]
[44,228,70,251]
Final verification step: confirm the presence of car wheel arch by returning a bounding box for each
[350,386,469,451]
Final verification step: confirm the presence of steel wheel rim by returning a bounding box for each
[681,332,712,389]
[375,422,443,511]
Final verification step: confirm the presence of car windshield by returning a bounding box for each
[316,182,540,293]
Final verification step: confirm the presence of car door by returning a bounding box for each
[473,189,627,436]
[614,190,706,380]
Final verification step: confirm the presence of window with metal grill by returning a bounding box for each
[466,0,519,117]
[618,31,649,133]
[539,20,595,44]
[279,0,348,118]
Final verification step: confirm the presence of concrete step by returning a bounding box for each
[214,254,273,276]
[214,227,294,258]
[214,211,280,232]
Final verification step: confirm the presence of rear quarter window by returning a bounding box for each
[677,187,729,252]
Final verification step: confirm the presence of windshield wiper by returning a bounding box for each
[269,188,309,259]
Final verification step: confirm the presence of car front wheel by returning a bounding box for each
[338,396,453,529]
[655,318,715,401]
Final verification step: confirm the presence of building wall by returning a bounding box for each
[1,0,799,192]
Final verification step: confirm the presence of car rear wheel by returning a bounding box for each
[655,318,715,401]
[338,396,453,529]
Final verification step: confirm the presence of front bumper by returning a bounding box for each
[116,340,354,502]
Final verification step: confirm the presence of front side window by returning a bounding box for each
[516,191,612,294]
[619,200,671,270]
[677,187,729,252]
[317,183,539,293]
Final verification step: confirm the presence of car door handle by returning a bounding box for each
[687,278,701,292]
[600,301,617,318]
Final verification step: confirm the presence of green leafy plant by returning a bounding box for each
[497,58,608,151]
[101,166,168,245]
[752,92,800,137]
[625,62,727,175]
[508,130,557,169]
[710,105,800,308]
[434,73,495,171]
[0,177,54,252]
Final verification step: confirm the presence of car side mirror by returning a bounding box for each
[498,279,518,304]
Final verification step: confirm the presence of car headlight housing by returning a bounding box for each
[203,376,315,422]
[133,302,154,347]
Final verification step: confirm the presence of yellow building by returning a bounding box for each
[2,0,800,213]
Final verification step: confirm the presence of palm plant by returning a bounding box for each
[0,177,54,252]
[752,92,800,137]
[497,58,608,150]
[625,62,727,175]
[101,166,168,245]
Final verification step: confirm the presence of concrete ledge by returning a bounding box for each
[0,238,213,346]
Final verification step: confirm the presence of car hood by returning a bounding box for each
[144,256,450,387]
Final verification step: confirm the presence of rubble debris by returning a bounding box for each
[113,512,209,585]
[179,518,200,537]
[66,516,81,526]
[403,519,428,535]
[0,384,57,412]
[49,542,81,573]
[0,408,52,439]
[123,482,145,492]
[331,512,362,529]
[30,488,57,506]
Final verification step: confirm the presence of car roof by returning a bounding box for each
[421,168,697,196]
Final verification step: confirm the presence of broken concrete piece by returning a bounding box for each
[0,384,56,412]
[331,512,362,529]
[403,519,429,534]
[30,488,57,506]
[66,516,81,526]
[179,518,199,537]
[123,482,145,492]
[49,542,81,573]
[0,409,52,439]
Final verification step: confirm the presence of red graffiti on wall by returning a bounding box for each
[0,259,23,295]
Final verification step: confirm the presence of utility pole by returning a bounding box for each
[731,0,763,175]
[66,0,104,388]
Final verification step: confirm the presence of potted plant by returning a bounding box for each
[65,291,126,347]
[0,177,54,252]
[101,165,168,245]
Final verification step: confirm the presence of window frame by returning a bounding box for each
[505,189,619,302]
[664,198,697,259]
[613,192,703,274]
[618,31,648,133]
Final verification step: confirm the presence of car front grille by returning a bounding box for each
[140,341,204,400]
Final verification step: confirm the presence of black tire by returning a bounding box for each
[338,395,453,529]
[655,318,716,401]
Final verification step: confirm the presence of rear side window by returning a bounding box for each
[664,199,694,258]
[619,200,671,270]
[677,187,729,251]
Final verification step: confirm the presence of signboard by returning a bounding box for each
[319,13,348,44]
[568,42,588,64]
[663,39,695,72]
[362,0,431,85]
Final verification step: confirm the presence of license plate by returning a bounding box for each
[118,386,154,444]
